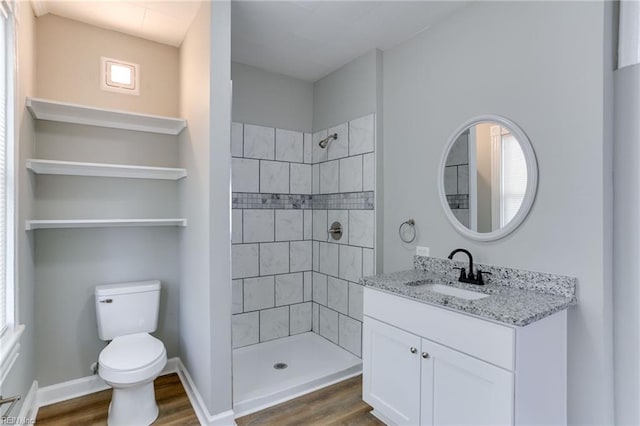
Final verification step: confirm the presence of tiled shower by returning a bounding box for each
[231,114,375,358]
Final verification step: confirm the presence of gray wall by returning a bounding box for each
[313,50,380,132]
[2,1,36,413]
[208,0,233,415]
[613,62,640,425]
[232,62,313,132]
[179,1,233,416]
[382,2,614,424]
[32,125,181,386]
[178,0,214,414]
[35,228,180,386]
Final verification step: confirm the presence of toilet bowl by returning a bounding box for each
[99,333,167,426]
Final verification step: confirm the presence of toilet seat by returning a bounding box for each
[99,333,166,385]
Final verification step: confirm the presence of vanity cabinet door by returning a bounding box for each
[420,339,514,426]
[363,317,422,425]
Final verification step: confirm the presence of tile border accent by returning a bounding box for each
[232,191,375,210]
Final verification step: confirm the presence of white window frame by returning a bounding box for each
[0,0,23,386]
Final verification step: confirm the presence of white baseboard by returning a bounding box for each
[175,359,236,426]
[37,357,180,408]
[17,380,38,422]
[35,358,236,425]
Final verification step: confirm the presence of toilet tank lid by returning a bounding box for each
[95,280,160,297]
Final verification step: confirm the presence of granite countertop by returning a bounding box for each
[361,268,577,327]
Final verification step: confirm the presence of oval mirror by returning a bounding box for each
[438,115,538,241]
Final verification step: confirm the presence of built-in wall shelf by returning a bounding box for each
[26,97,187,135]
[26,159,187,180]
[25,218,187,231]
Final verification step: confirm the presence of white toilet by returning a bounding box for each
[95,280,167,426]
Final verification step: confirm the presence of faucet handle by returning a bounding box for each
[453,267,467,280]
[477,270,492,285]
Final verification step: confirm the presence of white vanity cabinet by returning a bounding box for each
[363,288,567,426]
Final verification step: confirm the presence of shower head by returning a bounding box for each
[318,133,338,149]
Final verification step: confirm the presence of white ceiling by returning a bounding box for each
[29,1,469,81]
[231,1,469,81]
[30,0,202,47]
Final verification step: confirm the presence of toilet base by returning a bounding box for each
[107,381,159,426]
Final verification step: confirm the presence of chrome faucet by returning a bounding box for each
[447,248,490,285]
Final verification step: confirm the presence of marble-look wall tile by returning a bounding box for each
[290,163,312,195]
[303,133,312,164]
[290,302,312,334]
[312,130,328,164]
[313,210,328,241]
[244,276,275,311]
[328,210,349,245]
[453,209,469,227]
[362,153,374,192]
[275,210,302,241]
[444,166,458,195]
[319,306,339,344]
[349,210,374,248]
[231,122,243,157]
[362,248,374,277]
[312,272,328,305]
[232,279,243,314]
[339,155,363,193]
[319,242,339,277]
[275,129,303,163]
[312,164,320,194]
[244,124,275,160]
[275,273,303,306]
[290,240,312,272]
[232,244,259,279]
[319,160,339,194]
[339,245,362,283]
[232,209,243,244]
[327,276,349,315]
[232,312,259,348]
[457,165,469,194]
[445,133,468,166]
[303,210,313,240]
[232,158,259,193]
[244,209,274,243]
[260,307,289,342]
[327,122,349,161]
[303,271,312,301]
[260,160,289,194]
[339,314,362,357]
[349,114,374,156]
[312,241,320,272]
[260,242,289,275]
[348,283,363,321]
[312,302,319,333]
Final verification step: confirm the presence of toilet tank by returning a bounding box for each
[95,280,161,341]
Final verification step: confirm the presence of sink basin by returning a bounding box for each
[413,282,489,301]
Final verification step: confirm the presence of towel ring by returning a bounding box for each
[399,219,416,243]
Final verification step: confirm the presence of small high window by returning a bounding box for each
[101,57,139,95]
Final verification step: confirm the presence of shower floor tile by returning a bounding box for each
[233,332,362,416]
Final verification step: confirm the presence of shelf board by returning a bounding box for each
[26,159,186,180]
[25,219,187,231]
[26,97,187,135]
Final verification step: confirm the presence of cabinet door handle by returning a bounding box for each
[421,352,430,359]
[410,347,417,354]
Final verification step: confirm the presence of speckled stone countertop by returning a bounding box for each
[360,256,577,327]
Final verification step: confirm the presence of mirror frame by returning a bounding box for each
[437,115,538,242]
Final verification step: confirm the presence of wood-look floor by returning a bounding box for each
[36,374,381,426]
[236,375,384,426]
[36,373,199,426]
